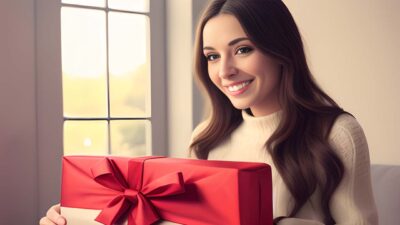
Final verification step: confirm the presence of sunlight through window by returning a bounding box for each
[61,0,152,156]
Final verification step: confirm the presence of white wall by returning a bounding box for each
[166,0,210,157]
[283,0,400,165]
[0,0,38,223]
[165,0,209,157]
[166,0,194,157]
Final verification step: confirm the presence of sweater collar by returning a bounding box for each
[241,109,282,134]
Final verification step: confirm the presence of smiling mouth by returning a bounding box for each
[227,80,252,92]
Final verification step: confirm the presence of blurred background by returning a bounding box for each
[0,0,399,224]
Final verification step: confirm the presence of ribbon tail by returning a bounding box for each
[95,196,129,225]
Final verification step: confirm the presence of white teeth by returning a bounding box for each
[228,81,251,92]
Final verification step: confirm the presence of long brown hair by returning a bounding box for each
[190,0,344,224]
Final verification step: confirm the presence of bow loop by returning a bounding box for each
[90,157,186,225]
[142,172,185,197]
[91,158,128,192]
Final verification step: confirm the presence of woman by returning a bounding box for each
[40,0,378,224]
[190,0,377,224]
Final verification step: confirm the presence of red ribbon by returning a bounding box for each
[90,157,185,225]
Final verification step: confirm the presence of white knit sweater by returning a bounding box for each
[190,110,378,225]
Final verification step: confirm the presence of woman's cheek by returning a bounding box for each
[208,67,219,86]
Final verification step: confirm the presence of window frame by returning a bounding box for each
[36,0,167,216]
[60,2,154,156]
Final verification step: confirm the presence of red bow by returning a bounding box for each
[90,157,185,225]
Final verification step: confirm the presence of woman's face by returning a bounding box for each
[202,14,282,116]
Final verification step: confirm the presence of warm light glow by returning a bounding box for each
[83,138,92,147]
[61,7,107,78]
[64,121,108,155]
[61,4,152,156]
[108,12,151,117]
[109,12,149,77]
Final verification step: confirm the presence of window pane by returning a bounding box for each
[64,121,108,155]
[61,7,108,118]
[110,120,151,156]
[62,0,105,8]
[108,0,149,12]
[108,12,151,118]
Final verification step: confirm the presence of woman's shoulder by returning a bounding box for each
[328,113,369,162]
[329,113,365,141]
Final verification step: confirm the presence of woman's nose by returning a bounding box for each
[218,57,237,79]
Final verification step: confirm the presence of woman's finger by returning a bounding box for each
[46,204,66,225]
[39,216,56,225]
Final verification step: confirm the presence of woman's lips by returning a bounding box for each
[224,80,253,96]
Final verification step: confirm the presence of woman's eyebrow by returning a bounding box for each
[203,37,249,50]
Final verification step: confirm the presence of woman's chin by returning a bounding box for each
[230,101,250,110]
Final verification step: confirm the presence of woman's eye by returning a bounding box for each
[236,46,253,55]
[206,54,219,61]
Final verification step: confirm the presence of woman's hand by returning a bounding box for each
[39,204,66,225]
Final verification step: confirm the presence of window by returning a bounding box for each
[61,0,155,156]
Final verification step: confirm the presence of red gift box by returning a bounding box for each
[60,156,272,225]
